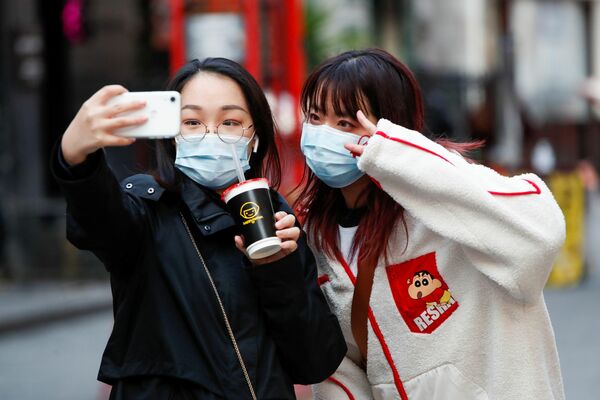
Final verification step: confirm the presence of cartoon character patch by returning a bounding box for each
[386,252,458,334]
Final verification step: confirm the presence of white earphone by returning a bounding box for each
[253,137,259,153]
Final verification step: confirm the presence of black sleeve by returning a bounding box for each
[245,196,347,384]
[51,140,145,273]
[56,144,101,179]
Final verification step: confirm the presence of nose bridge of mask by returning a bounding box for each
[176,136,252,168]
[301,123,360,155]
[175,135,252,189]
[300,122,365,187]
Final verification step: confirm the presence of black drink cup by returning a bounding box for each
[222,178,282,259]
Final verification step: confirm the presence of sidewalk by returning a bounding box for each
[0,276,595,399]
[544,272,600,399]
[0,279,314,399]
[0,280,112,334]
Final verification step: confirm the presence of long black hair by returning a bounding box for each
[153,58,281,191]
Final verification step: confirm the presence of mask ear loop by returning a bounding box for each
[349,135,370,158]
[357,135,370,146]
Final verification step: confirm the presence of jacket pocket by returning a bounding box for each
[402,363,488,400]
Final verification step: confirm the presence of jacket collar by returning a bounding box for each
[180,177,236,235]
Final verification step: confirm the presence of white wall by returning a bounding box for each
[511,0,587,123]
[410,0,493,77]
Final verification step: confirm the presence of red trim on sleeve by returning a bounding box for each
[335,255,409,400]
[487,179,541,196]
[376,131,542,198]
[317,274,330,286]
[376,130,454,165]
[327,376,356,400]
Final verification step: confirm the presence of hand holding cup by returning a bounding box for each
[223,178,286,262]
[235,211,300,265]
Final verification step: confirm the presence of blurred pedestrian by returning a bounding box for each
[577,159,600,281]
[579,80,600,282]
[295,48,566,400]
[52,58,345,399]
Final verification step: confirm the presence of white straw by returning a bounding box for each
[229,142,246,183]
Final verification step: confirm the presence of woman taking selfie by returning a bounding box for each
[52,58,345,399]
[296,48,566,400]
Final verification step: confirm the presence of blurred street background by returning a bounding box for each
[0,0,599,399]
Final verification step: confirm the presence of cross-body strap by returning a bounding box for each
[180,213,257,400]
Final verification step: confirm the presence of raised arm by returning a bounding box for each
[52,85,150,273]
[351,114,565,303]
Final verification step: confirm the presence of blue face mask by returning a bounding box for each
[175,134,252,190]
[300,123,365,188]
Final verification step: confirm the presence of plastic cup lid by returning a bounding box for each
[222,178,270,203]
[246,237,281,259]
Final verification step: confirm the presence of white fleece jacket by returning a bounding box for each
[311,120,566,400]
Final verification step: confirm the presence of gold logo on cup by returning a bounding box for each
[240,202,263,225]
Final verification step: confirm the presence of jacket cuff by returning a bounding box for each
[51,140,118,218]
[51,139,105,186]
[245,251,305,299]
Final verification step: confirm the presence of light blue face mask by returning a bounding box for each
[300,123,365,188]
[175,134,253,190]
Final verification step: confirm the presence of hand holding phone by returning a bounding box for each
[107,91,181,139]
[61,86,181,167]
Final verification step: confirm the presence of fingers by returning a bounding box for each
[276,226,300,242]
[102,99,146,118]
[274,211,296,230]
[91,85,128,104]
[356,110,377,136]
[274,211,300,249]
[345,143,365,157]
[274,211,299,241]
[278,239,298,254]
[242,211,300,265]
[94,114,148,132]
[86,115,146,149]
[274,211,288,221]
[234,235,246,253]
[274,212,300,256]
[100,135,137,148]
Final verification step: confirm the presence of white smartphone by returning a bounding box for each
[107,91,181,138]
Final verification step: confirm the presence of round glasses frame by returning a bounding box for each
[179,121,255,144]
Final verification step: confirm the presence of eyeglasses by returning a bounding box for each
[179,121,254,144]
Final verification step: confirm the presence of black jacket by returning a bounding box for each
[51,149,346,399]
